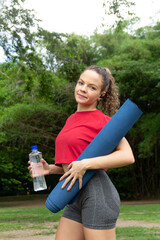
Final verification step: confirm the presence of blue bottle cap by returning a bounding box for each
[31,146,38,151]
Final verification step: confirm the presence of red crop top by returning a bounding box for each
[55,110,111,166]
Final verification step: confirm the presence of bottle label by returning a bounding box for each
[32,162,44,177]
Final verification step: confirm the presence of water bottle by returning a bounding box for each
[29,146,47,191]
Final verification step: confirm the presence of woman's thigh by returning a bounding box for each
[83,227,116,240]
[80,170,120,230]
[55,217,85,240]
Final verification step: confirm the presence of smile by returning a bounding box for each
[77,93,88,99]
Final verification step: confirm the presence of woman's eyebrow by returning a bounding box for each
[79,78,84,82]
[79,78,98,87]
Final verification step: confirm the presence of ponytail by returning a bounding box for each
[101,68,120,116]
[85,65,120,116]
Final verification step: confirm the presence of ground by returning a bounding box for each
[0,198,160,240]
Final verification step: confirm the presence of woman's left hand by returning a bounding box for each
[59,160,87,191]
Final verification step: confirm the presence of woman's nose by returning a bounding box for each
[80,84,87,92]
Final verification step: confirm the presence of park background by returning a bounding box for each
[0,0,159,200]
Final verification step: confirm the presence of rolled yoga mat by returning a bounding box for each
[45,99,142,213]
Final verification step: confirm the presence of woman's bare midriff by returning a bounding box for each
[62,163,69,173]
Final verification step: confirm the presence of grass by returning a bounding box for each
[0,207,63,223]
[119,204,160,223]
[0,196,160,239]
[116,227,160,240]
[0,206,62,231]
[117,204,160,239]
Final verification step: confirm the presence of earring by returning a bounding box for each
[100,94,105,99]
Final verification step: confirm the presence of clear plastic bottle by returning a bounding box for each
[29,146,47,191]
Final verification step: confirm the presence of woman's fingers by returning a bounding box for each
[60,161,84,190]
[67,163,72,169]
[61,174,72,189]
[28,165,32,173]
[67,177,77,191]
[59,171,70,181]
[67,176,82,191]
[28,166,33,177]
[61,175,82,191]
[41,158,46,165]
[28,161,32,171]
[79,176,82,190]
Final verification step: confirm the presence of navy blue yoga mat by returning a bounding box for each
[45,99,142,213]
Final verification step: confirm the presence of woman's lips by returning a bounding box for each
[77,93,87,99]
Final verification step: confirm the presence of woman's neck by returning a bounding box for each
[77,104,97,112]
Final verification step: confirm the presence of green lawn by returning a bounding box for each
[119,204,160,222]
[116,227,160,240]
[0,206,62,231]
[0,199,160,239]
[117,204,160,239]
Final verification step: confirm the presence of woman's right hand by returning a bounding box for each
[28,159,50,178]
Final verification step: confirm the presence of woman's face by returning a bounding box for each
[75,70,103,111]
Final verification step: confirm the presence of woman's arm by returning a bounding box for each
[48,164,64,175]
[28,159,64,177]
[60,137,134,190]
[82,137,135,170]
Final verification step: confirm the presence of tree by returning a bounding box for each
[39,31,100,81]
[102,0,136,30]
[0,0,159,198]
[0,0,55,97]
[0,0,39,61]
[94,23,160,198]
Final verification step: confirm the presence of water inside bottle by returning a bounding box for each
[29,150,47,191]
[33,175,47,191]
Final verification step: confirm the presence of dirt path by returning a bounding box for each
[0,197,160,208]
[0,229,56,240]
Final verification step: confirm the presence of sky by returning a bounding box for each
[23,0,160,35]
[0,0,159,62]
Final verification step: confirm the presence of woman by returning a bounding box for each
[28,65,135,240]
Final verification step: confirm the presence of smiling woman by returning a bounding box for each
[75,70,103,111]
[29,65,136,240]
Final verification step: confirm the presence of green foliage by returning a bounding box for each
[0,0,39,61]
[40,31,99,81]
[108,165,136,199]
[102,0,136,30]
[0,100,74,195]
[138,113,160,159]
[0,61,76,195]
[135,21,160,39]
[93,23,160,198]
[0,0,159,198]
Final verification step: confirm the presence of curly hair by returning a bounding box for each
[84,65,120,116]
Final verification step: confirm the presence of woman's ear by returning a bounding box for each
[99,91,106,100]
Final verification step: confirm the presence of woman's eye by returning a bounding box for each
[78,81,83,85]
[90,86,96,90]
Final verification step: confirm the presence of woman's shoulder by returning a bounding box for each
[65,110,111,126]
[65,112,76,122]
[83,110,111,128]
[95,110,111,122]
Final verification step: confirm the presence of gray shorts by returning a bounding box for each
[62,170,120,229]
